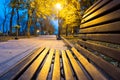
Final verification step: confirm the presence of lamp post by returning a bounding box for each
[14,25,20,40]
[55,3,62,40]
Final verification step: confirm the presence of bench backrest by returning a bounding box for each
[77,0,120,80]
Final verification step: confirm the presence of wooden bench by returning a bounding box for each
[1,43,111,80]
[0,1,120,80]
[72,0,120,80]
[0,46,106,80]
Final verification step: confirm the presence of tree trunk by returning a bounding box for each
[33,17,37,36]
[27,14,32,38]
[34,25,37,36]
[27,20,31,38]
[39,21,43,35]
[3,10,6,34]
[72,27,74,36]
[3,19,5,34]
[9,8,14,35]
[66,25,68,36]
[16,8,20,35]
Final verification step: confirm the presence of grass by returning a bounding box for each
[0,36,35,42]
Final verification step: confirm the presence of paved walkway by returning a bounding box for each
[0,35,68,75]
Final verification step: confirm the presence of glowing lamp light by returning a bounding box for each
[55,3,62,10]
[37,30,40,33]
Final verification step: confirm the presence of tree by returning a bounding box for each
[2,0,10,34]
[42,17,55,34]
[25,0,55,37]
[58,0,97,36]
[9,0,16,35]
[59,0,81,36]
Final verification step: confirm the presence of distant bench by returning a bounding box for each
[73,0,120,80]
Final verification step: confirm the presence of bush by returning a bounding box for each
[0,31,3,36]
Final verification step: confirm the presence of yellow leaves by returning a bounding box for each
[10,3,15,7]
[28,0,53,18]
[28,9,33,16]
[30,1,35,9]
[36,13,39,17]
[60,6,78,23]
[27,0,81,28]
[58,0,81,28]
[33,0,53,18]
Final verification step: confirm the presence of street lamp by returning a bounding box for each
[14,25,20,40]
[56,3,62,10]
[55,3,62,40]
[37,29,40,35]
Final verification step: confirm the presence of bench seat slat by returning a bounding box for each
[0,47,45,80]
[66,50,88,80]
[71,47,106,80]
[74,45,120,80]
[78,34,120,44]
[52,50,60,80]
[84,0,102,15]
[62,37,74,47]
[62,50,74,80]
[82,0,120,23]
[83,0,110,19]
[18,47,46,80]
[80,21,120,33]
[81,9,120,28]
[37,49,54,80]
[78,39,120,61]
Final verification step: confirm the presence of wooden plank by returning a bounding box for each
[81,9,120,28]
[84,0,102,15]
[0,47,45,80]
[62,37,74,48]
[78,34,120,44]
[66,50,88,80]
[18,47,48,80]
[74,45,120,80]
[62,50,74,80]
[71,47,107,80]
[82,0,120,23]
[78,39,120,62]
[83,0,110,19]
[37,49,54,80]
[80,21,120,33]
[52,50,60,80]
